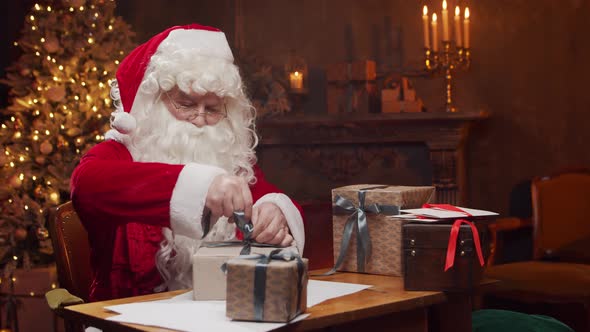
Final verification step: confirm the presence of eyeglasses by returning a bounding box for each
[164,91,227,122]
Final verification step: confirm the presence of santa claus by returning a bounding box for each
[70,24,304,302]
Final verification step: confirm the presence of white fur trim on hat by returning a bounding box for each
[169,163,228,238]
[254,193,305,254]
[164,29,234,63]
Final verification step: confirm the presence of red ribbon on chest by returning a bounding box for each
[422,204,485,271]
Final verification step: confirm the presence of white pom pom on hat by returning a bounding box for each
[111,111,136,134]
[110,23,234,134]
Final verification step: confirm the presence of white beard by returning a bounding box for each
[127,101,238,173]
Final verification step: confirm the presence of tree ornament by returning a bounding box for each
[14,228,28,241]
[8,174,22,189]
[34,185,45,198]
[40,140,54,155]
[36,226,50,240]
[43,36,60,53]
[46,86,66,102]
[35,156,46,165]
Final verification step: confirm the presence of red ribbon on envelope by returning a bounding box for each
[422,204,485,271]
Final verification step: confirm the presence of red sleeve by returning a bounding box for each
[70,140,184,231]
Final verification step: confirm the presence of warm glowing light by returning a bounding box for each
[47,6,52,11]
[14,41,18,46]
[81,82,86,86]
[11,117,15,122]
[35,51,40,56]
[50,192,59,202]
[69,7,74,12]
[88,37,94,44]
[99,82,105,88]
[45,130,50,135]
[53,76,58,81]
[115,60,120,65]
[40,37,45,42]
[33,135,39,141]
[9,162,15,167]
[80,6,85,11]
[35,4,41,10]
[423,5,427,16]
[19,174,24,180]
[94,13,99,18]
[92,66,97,71]
[465,7,470,19]
[32,26,37,31]
[32,176,37,181]
[50,113,54,118]
[59,65,64,70]
[35,110,40,115]
[74,96,79,100]
[108,25,113,30]
[47,181,52,185]
[24,205,29,210]
[33,99,38,103]
[30,15,35,21]
[15,132,22,138]
[92,106,98,111]
[455,6,460,16]
[19,156,24,162]
[433,13,438,22]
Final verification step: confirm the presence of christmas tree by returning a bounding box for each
[0,0,135,271]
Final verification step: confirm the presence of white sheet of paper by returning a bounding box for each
[400,206,498,219]
[104,279,371,332]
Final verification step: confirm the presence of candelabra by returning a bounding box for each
[425,42,470,113]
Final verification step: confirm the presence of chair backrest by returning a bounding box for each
[531,169,590,260]
[48,201,91,302]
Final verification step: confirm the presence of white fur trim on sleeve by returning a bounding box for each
[169,163,227,238]
[254,193,305,254]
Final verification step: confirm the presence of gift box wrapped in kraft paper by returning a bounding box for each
[331,184,435,276]
[225,249,308,322]
[193,242,293,300]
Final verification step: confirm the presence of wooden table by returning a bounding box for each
[62,271,478,332]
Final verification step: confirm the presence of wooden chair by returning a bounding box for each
[483,169,590,332]
[46,201,91,332]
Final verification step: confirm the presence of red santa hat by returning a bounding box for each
[111,24,234,134]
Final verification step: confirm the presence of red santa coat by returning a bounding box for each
[70,139,304,301]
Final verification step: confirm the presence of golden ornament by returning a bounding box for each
[46,86,66,102]
[8,174,22,188]
[37,226,50,240]
[40,140,54,155]
[67,128,82,136]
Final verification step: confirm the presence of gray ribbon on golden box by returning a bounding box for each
[327,185,400,275]
[222,249,306,322]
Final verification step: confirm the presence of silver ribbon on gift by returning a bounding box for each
[223,249,306,321]
[327,185,400,274]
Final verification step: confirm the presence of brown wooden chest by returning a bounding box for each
[402,222,489,292]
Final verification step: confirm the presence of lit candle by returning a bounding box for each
[289,71,303,90]
[464,7,470,49]
[422,6,430,49]
[441,0,449,41]
[431,13,438,52]
[454,6,462,47]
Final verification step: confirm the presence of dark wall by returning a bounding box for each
[4,0,589,215]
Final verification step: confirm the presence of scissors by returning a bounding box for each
[232,211,254,240]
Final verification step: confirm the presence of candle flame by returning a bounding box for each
[455,6,460,16]
[442,0,447,10]
[294,71,300,76]
[432,13,438,22]
[423,5,428,16]
[465,7,470,19]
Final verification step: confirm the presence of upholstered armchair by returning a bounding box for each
[483,169,590,332]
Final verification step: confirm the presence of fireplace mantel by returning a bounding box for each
[256,111,489,205]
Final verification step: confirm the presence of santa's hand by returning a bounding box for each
[251,202,293,247]
[206,174,253,222]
